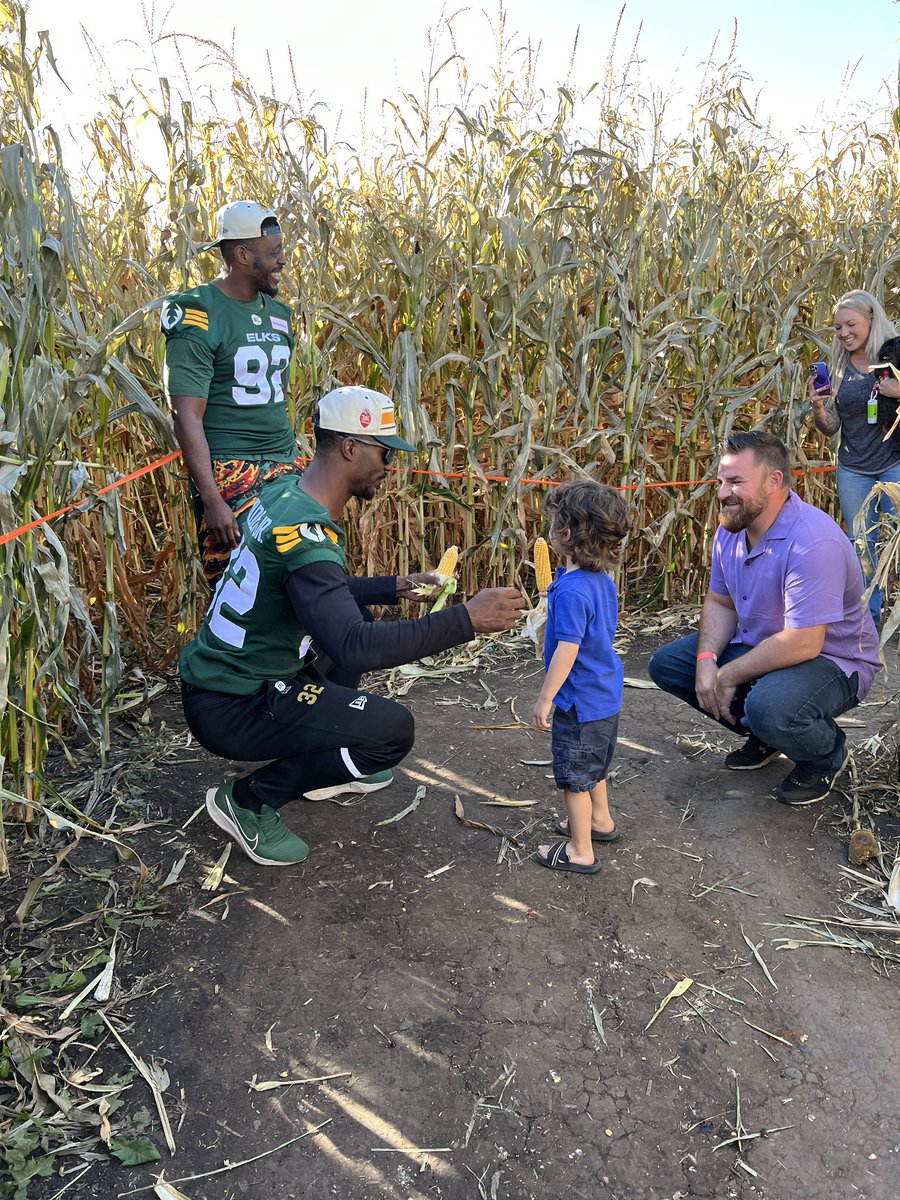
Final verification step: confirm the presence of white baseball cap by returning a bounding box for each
[315,387,417,452]
[205,200,281,248]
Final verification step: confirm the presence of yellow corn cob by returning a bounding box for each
[534,537,552,593]
[435,545,459,579]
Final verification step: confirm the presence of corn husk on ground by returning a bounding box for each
[1,0,900,831]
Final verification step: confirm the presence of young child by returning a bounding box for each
[531,480,629,874]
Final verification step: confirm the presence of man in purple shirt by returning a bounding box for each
[648,431,881,805]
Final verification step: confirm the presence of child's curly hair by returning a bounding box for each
[544,480,629,572]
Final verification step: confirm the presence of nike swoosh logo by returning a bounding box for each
[226,799,259,848]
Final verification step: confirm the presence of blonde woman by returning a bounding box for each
[810,290,900,623]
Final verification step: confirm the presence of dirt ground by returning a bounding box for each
[17,632,900,1200]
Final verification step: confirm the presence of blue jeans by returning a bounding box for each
[836,462,900,623]
[647,633,858,773]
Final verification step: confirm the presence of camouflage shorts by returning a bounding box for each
[195,454,306,586]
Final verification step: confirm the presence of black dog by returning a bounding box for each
[873,338,900,439]
[875,336,900,375]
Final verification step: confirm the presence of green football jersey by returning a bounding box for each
[180,477,346,695]
[162,282,297,461]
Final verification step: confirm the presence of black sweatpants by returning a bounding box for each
[182,665,415,810]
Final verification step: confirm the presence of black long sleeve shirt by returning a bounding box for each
[286,561,474,675]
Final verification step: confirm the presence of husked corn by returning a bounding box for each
[436,545,459,579]
[534,537,552,593]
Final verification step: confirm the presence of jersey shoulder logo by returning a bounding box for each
[161,301,183,331]
[270,316,290,334]
[162,300,209,332]
[272,522,339,553]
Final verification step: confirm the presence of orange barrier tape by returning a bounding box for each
[0,450,182,548]
[0,449,837,549]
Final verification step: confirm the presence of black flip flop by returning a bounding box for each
[535,841,601,874]
[554,818,619,843]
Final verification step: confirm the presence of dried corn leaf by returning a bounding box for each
[14,841,78,927]
[590,1001,608,1047]
[375,785,425,826]
[154,1182,194,1200]
[101,1014,176,1153]
[162,852,189,887]
[887,857,900,915]
[630,877,658,905]
[480,799,537,807]
[742,928,778,991]
[94,935,118,1002]
[201,846,231,892]
[644,977,693,1031]
[246,1071,351,1091]
[0,1008,76,1040]
[454,795,522,847]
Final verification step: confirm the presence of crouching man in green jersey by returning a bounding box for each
[180,387,526,866]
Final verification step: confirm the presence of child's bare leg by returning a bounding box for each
[538,789,595,865]
[558,778,615,837]
[590,779,614,835]
[562,788,594,864]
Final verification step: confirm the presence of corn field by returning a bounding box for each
[1,0,899,858]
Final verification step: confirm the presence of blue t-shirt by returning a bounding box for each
[545,567,623,721]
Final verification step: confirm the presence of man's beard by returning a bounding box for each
[251,254,278,296]
[719,494,767,532]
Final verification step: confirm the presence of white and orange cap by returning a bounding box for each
[315,387,417,452]
[205,200,280,247]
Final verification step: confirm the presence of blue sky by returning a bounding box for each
[25,0,900,143]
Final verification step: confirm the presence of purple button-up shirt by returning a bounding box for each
[709,492,882,699]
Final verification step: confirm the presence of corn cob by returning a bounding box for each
[435,545,459,580]
[430,545,459,613]
[534,537,552,593]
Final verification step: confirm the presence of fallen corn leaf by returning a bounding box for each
[644,977,693,1031]
[375,786,425,827]
[888,857,900,914]
[201,845,231,892]
[454,795,522,846]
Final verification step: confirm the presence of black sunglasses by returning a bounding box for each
[344,436,395,464]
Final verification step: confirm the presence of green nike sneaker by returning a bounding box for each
[302,769,394,802]
[205,782,309,865]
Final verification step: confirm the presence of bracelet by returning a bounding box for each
[696,651,718,663]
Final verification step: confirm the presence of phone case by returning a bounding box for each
[810,361,831,392]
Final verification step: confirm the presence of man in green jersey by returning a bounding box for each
[180,387,526,867]
[163,200,303,586]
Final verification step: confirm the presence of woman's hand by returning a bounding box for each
[875,373,900,401]
[807,378,832,409]
[808,375,840,435]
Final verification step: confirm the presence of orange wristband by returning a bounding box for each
[696,651,718,663]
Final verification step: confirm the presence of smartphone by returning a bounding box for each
[809,361,831,394]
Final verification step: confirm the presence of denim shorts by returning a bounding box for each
[551,705,620,792]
